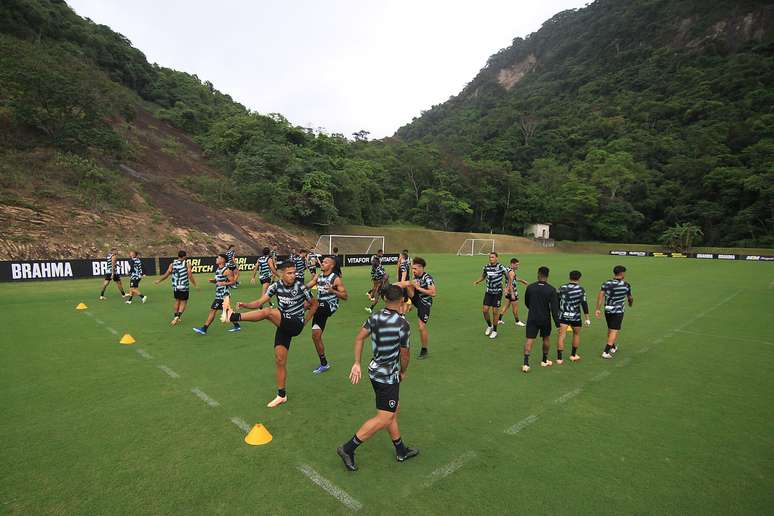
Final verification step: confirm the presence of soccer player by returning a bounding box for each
[337,284,419,472]
[291,249,308,282]
[307,250,320,277]
[251,247,277,307]
[396,249,412,313]
[366,256,388,313]
[331,246,343,277]
[222,261,318,408]
[556,270,591,363]
[99,247,127,300]
[125,250,147,304]
[498,258,528,328]
[595,265,634,359]
[397,257,435,359]
[522,266,560,372]
[472,252,509,339]
[225,244,240,288]
[156,250,197,325]
[193,254,239,335]
[306,256,349,374]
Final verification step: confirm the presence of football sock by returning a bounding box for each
[319,353,328,366]
[343,435,362,455]
[127,296,133,302]
[571,346,578,356]
[278,388,286,398]
[393,437,407,455]
[100,288,106,296]
[202,324,209,331]
[232,322,240,329]
[604,344,612,353]
[557,349,563,360]
[542,352,548,362]
[230,312,241,322]
[420,347,428,356]
[523,354,530,366]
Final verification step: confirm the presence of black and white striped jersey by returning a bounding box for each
[225,249,237,270]
[558,283,588,321]
[214,265,230,300]
[413,272,435,306]
[482,263,509,294]
[601,279,632,314]
[363,308,410,384]
[130,257,143,280]
[316,271,340,313]
[106,253,115,274]
[267,279,312,321]
[172,259,189,291]
[399,256,411,278]
[371,264,386,282]
[256,255,272,280]
[291,254,307,279]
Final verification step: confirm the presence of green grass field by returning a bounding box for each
[2,253,773,514]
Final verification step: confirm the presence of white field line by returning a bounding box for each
[191,388,220,407]
[422,451,477,489]
[158,365,180,379]
[591,370,611,382]
[555,388,582,404]
[230,417,251,433]
[84,311,94,318]
[671,291,740,333]
[297,464,363,512]
[106,327,118,335]
[136,348,152,359]
[675,329,774,346]
[505,414,539,435]
[615,357,633,368]
[769,279,774,289]
[95,318,104,325]
[636,346,650,354]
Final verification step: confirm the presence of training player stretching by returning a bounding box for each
[306,256,349,374]
[222,261,318,407]
[251,247,277,307]
[522,266,560,372]
[397,249,412,312]
[126,250,147,304]
[499,257,527,327]
[337,285,418,472]
[193,254,239,335]
[397,257,435,359]
[99,248,127,300]
[366,256,388,313]
[225,244,240,288]
[556,270,591,363]
[596,265,634,359]
[473,252,509,339]
[156,250,196,325]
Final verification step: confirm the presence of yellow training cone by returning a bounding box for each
[245,423,273,446]
[76,303,88,310]
[119,334,136,345]
[567,326,573,333]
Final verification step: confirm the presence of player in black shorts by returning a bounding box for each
[396,257,436,359]
[225,244,240,288]
[337,285,418,472]
[595,265,634,359]
[99,248,128,300]
[193,254,238,335]
[126,250,147,304]
[473,252,509,339]
[366,256,388,313]
[522,266,560,373]
[306,256,349,374]
[223,260,318,408]
[498,258,528,328]
[556,270,591,363]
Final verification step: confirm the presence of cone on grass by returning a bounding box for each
[76,303,88,310]
[245,423,272,445]
[119,334,136,345]
[567,326,573,333]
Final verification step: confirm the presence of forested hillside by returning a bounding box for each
[0,0,772,255]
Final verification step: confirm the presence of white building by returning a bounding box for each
[524,223,551,239]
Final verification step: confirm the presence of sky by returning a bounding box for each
[67,0,588,139]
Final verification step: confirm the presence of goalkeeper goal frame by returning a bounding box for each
[456,238,495,256]
[314,234,386,255]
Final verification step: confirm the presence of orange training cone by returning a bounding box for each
[76,303,88,310]
[119,334,136,345]
[245,423,273,445]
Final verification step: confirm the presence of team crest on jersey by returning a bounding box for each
[388,400,396,408]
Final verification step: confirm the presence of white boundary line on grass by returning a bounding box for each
[422,451,477,489]
[106,327,118,335]
[230,417,251,434]
[191,388,220,407]
[158,365,180,379]
[675,329,774,346]
[505,415,539,435]
[297,463,363,512]
[136,349,153,359]
[555,388,582,404]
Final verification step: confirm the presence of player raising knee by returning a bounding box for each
[306,256,348,374]
[396,257,435,359]
[556,270,591,363]
[366,256,388,313]
[193,254,238,335]
[499,257,527,328]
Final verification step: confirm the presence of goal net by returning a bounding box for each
[314,234,386,255]
[456,238,495,256]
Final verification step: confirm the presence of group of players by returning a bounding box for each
[97,244,631,472]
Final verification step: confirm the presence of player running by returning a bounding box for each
[306,256,349,374]
[193,254,239,335]
[250,247,277,307]
[125,250,147,304]
[337,284,419,472]
[222,261,318,408]
[595,265,634,359]
[291,249,308,282]
[225,244,240,288]
[366,256,388,313]
[556,270,591,363]
[498,257,528,328]
[99,248,127,300]
[522,266,560,373]
[156,250,197,325]
[397,257,436,359]
[473,252,509,339]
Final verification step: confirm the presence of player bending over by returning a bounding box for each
[222,261,318,408]
[556,270,591,363]
[337,285,419,471]
[522,266,560,372]
[193,254,239,335]
[596,265,634,359]
[306,256,349,374]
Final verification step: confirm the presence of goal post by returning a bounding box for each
[456,238,495,256]
[314,234,386,255]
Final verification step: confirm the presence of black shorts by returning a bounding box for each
[130,278,141,289]
[483,292,502,308]
[174,290,190,300]
[371,379,399,412]
[210,298,225,310]
[605,312,624,331]
[398,270,410,282]
[559,318,582,328]
[526,320,552,338]
[312,302,335,331]
[412,297,431,324]
[104,273,120,282]
[260,276,271,285]
[505,292,519,302]
[274,317,304,349]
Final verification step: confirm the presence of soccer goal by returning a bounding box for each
[456,238,495,256]
[314,234,386,255]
